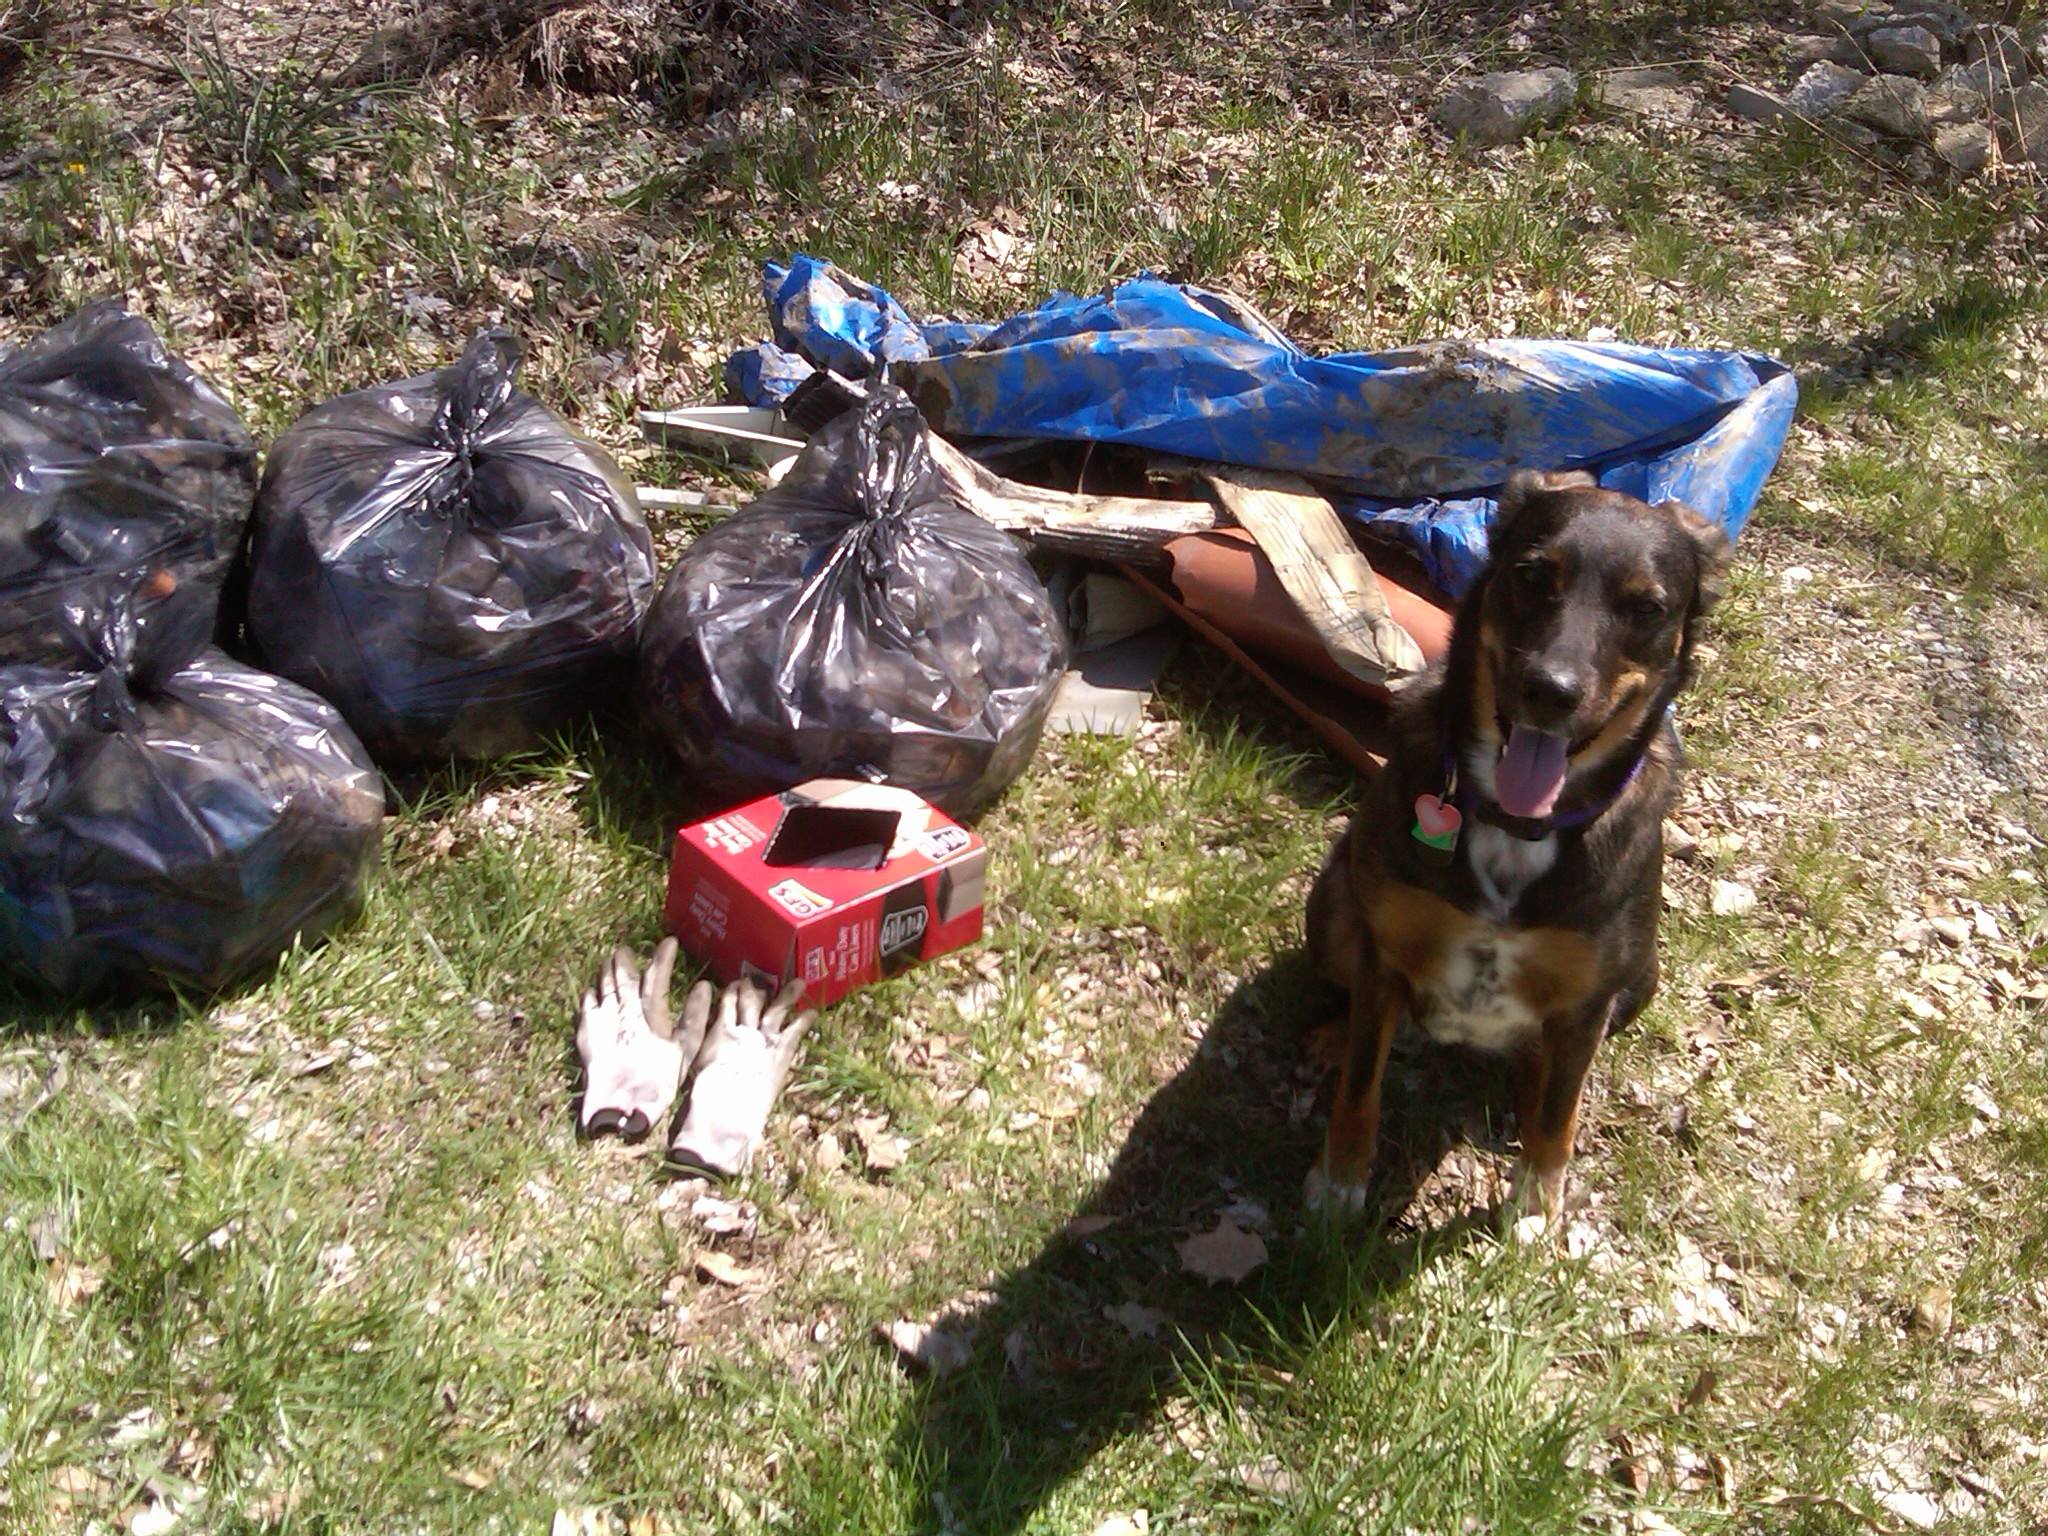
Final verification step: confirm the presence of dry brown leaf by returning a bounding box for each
[1107,1301,1168,1339]
[812,1131,846,1174]
[49,1466,104,1498]
[1066,1215,1117,1239]
[1711,1451,1736,1503]
[447,1466,493,1490]
[1175,1219,1268,1285]
[1679,1366,1718,1410]
[878,1317,975,1376]
[47,1255,104,1311]
[694,1249,757,1288]
[1910,1285,1954,1337]
[1611,1455,1652,1493]
[851,1116,906,1173]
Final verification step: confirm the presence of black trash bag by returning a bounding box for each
[243,330,657,764]
[0,300,258,671]
[0,618,385,997]
[638,387,1067,818]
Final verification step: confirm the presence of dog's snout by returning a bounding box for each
[1522,664,1589,723]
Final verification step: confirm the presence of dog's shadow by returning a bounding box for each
[850,948,1523,1536]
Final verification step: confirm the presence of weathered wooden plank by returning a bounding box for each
[1203,466,1427,687]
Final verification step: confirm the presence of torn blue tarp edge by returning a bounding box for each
[1342,370,1801,598]
[728,253,1799,597]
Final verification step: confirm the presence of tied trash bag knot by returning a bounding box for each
[430,329,524,513]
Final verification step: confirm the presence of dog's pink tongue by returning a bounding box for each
[1496,726,1570,819]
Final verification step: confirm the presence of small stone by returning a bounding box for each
[1598,66,1697,119]
[1434,67,1578,145]
[2027,20,2048,76]
[1726,82,1792,122]
[1869,26,1943,79]
[2000,82,2048,163]
[954,979,1000,1021]
[1933,120,1992,172]
[1876,1489,1944,1530]
[1710,880,1757,917]
[1701,831,1745,863]
[1785,33,1863,70]
[1928,915,1971,946]
[1842,73,1930,137]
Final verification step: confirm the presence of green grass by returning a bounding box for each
[6,2,2048,1531]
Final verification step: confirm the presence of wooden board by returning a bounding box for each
[1203,466,1427,689]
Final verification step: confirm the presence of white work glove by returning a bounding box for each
[667,978,816,1178]
[575,939,713,1140]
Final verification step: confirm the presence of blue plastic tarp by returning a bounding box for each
[729,255,1797,597]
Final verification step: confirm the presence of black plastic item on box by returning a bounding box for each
[763,804,899,871]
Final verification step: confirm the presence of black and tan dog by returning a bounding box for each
[1305,469,1731,1218]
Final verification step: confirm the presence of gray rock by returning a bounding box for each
[1879,5,1977,46]
[1869,25,1942,78]
[1726,82,1793,122]
[1824,3,1969,42]
[1786,61,1869,116]
[1602,65,1681,92]
[1785,33,1865,71]
[1964,24,2028,75]
[1434,67,1578,145]
[1932,119,1992,173]
[1598,66,1697,119]
[1816,0,1885,32]
[1925,67,1989,125]
[2027,21,2048,77]
[2001,81,2048,164]
[1843,73,1930,137]
[1948,53,2025,101]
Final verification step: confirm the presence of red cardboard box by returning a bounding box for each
[663,779,987,1007]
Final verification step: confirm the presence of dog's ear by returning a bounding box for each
[1495,468,1599,539]
[1660,500,1733,613]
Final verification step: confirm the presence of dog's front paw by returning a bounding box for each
[1304,1163,1372,1216]
[1509,1159,1570,1221]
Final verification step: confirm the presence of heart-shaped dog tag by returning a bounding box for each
[1411,792,1461,862]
